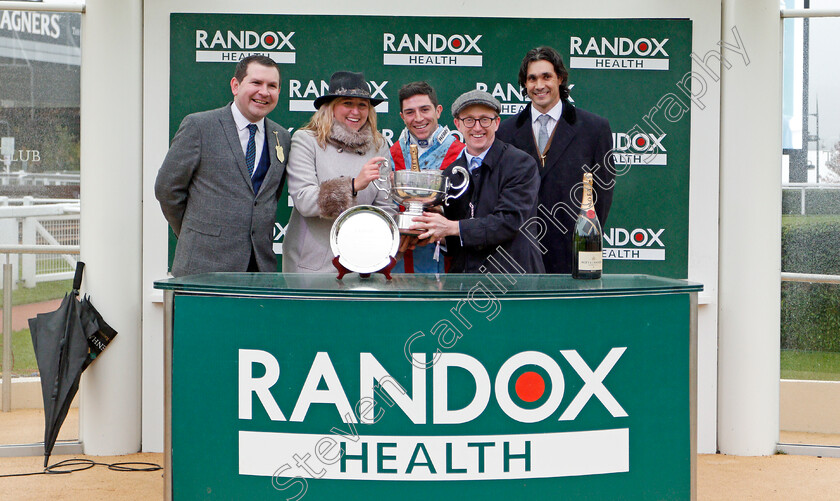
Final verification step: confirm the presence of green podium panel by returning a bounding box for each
[156,273,700,500]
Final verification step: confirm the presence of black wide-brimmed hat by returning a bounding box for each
[313,71,383,109]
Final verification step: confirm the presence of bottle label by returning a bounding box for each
[578,251,603,271]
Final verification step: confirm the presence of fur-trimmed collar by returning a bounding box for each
[328,122,374,153]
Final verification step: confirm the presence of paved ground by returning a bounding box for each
[0,452,164,501]
[0,299,63,331]
[1,450,839,499]
[698,453,840,500]
[0,408,78,445]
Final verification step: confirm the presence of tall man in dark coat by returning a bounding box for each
[155,55,290,277]
[497,46,614,273]
[411,90,544,274]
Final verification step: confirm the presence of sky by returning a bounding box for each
[799,1,840,151]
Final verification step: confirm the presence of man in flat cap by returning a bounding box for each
[410,90,544,273]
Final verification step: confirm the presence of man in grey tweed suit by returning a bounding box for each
[155,55,290,277]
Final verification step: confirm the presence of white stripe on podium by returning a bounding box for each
[239,428,629,480]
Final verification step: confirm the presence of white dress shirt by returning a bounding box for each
[231,103,264,175]
[464,147,490,171]
[530,100,564,144]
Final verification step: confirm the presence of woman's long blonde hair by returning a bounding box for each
[301,97,384,150]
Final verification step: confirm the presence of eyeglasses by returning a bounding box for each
[458,116,497,128]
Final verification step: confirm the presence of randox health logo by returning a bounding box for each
[237,348,629,481]
[611,131,668,166]
[603,227,666,261]
[475,82,528,116]
[287,78,390,114]
[383,32,483,67]
[194,29,296,63]
[569,36,669,71]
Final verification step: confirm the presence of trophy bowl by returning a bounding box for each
[375,166,469,234]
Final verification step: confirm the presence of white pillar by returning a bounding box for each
[718,0,781,455]
[79,0,143,455]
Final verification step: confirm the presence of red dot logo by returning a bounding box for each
[634,232,645,242]
[265,35,276,45]
[452,38,462,48]
[515,371,545,403]
[639,42,649,52]
[635,137,647,148]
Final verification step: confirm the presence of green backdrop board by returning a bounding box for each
[157,273,701,499]
[168,15,692,277]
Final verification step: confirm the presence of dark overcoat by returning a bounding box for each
[497,101,613,274]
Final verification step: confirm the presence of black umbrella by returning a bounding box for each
[28,262,118,468]
[78,292,118,369]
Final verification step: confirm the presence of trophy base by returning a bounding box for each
[333,256,396,280]
[396,212,423,235]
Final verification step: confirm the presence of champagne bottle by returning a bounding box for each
[409,144,421,172]
[572,172,603,279]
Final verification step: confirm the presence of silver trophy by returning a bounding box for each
[374,166,470,234]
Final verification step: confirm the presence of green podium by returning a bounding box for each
[156,273,701,500]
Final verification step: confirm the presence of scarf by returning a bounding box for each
[328,122,374,154]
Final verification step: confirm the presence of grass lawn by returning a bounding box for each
[781,349,840,381]
[0,328,38,376]
[782,214,840,225]
[7,279,73,306]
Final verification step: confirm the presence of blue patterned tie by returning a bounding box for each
[469,157,482,184]
[245,123,257,177]
[470,157,481,186]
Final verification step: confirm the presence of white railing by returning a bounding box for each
[781,9,840,18]
[0,197,80,289]
[782,183,840,216]
[0,172,80,187]
[781,272,840,285]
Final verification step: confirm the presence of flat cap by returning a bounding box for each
[451,89,501,117]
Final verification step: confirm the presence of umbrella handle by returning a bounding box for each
[73,261,85,293]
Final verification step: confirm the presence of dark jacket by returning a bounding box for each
[497,101,613,274]
[443,139,545,274]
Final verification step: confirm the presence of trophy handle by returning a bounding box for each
[444,166,470,206]
[372,177,390,193]
[372,159,392,194]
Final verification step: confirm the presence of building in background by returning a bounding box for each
[0,7,80,197]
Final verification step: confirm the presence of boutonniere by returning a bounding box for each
[273,131,285,162]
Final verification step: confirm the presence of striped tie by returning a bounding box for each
[245,123,257,177]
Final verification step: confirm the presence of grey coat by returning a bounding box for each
[283,129,393,273]
[155,104,290,277]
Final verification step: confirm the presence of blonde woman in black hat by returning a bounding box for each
[283,71,394,273]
